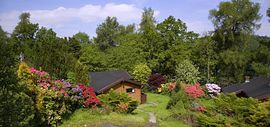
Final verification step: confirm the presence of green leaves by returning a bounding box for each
[175,60,200,84]
[132,63,152,84]
[95,17,121,50]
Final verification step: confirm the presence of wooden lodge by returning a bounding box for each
[89,71,145,103]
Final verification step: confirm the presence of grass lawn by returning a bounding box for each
[60,109,148,127]
[61,93,189,127]
[137,93,189,127]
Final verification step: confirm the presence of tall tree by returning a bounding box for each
[139,8,160,69]
[155,16,198,76]
[106,38,146,73]
[95,17,121,50]
[209,0,261,50]
[209,0,262,84]
[11,13,39,60]
[191,36,218,83]
[79,45,108,72]
[139,8,156,34]
[31,27,75,78]
[251,36,270,77]
[66,37,81,59]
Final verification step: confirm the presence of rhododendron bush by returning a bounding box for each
[159,82,177,95]
[205,83,221,97]
[184,83,205,98]
[17,63,100,126]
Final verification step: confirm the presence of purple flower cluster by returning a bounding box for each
[206,83,221,97]
[62,79,72,88]
[72,87,82,92]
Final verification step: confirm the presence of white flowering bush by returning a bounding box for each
[206,83,221,97]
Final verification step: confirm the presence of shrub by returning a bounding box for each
[175,60,200,84]
[167,83,206,125]
[184,83,205,99]
[167,90,189,109]
[16,63,100,126]
[132,63,152,84]
[67,60,89,85]
[78,84,101,108]
[98,90,138,114]
[248,99,270,126]
[127,101,139,113]
[166,90,195,124]
[0,89,35,127]
[160,82,177,96]
[205,83,221,97]
[195,93,270,127]
[147,73,166,91]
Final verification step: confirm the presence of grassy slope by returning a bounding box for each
[61,93,189,127]
[138,93,189,127]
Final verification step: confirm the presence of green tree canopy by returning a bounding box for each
[139,8,160,69]
[95,17,121,50]
[209,0,262,84]
[155,16,198,76]
[132,63,152,84]
[209,0,261,50]
[11,12,39,59]
[72,32,90,44]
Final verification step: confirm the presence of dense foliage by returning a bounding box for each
[147,73,166,90]
[1,0,270,126]
[195,94,270,127]
[97,90,139,114]
[175,60,200,84]
[132,63,152,84]
[15,62,100,126]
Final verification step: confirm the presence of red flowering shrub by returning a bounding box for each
[79,84,101,108]
[184,83,205,98]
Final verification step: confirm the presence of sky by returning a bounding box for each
[0,0,269,37]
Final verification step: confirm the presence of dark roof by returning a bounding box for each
[90,71,141,93]
[222,76,270,99]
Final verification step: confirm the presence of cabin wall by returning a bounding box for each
[109,82,141,103]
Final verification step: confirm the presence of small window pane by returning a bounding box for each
[126,88,134,93]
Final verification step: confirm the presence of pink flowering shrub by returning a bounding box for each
[184,83,205,98]
[169,82,177,91]
[19,64,101,126]
[160,82,177,95]
[30,67,50,84]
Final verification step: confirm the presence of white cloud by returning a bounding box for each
[0,3,160,34]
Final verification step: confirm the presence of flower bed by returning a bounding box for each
[18,63,101,126]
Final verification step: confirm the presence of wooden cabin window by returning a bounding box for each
[126,88,135,93]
